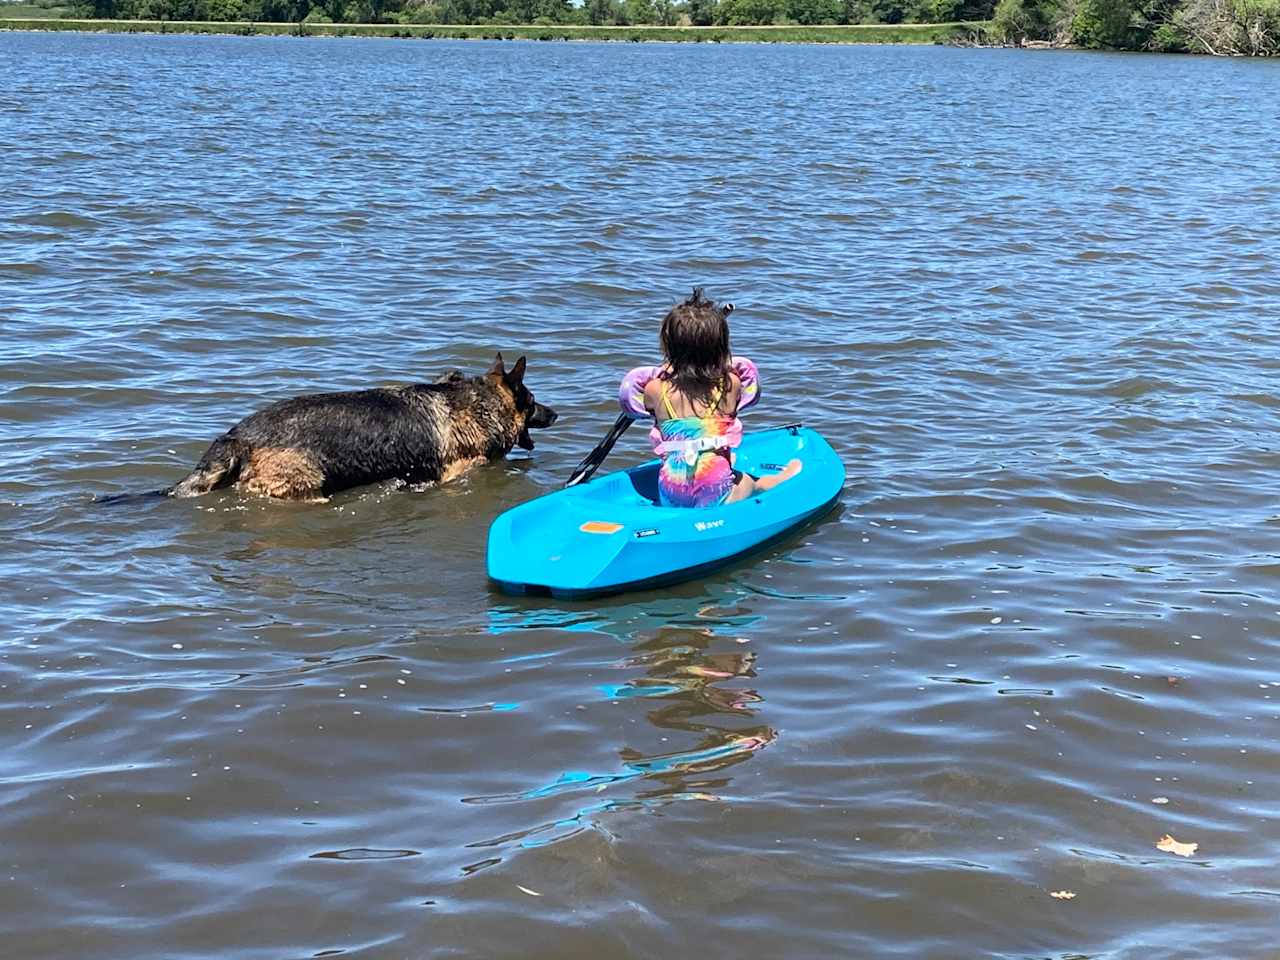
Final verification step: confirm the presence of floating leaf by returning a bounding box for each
[1156,834,1198,857]
[516,884,541,897]
[1049,890,1076,900]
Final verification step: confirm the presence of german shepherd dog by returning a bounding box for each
[165,354,557,501]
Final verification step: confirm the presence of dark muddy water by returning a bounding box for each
[3,31,1280,959]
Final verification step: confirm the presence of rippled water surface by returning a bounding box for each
[3,31,1280,958]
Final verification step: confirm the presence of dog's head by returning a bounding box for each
[489,353,557,451]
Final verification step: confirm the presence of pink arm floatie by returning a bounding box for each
[618,365,660,419]
[617,357,760,419]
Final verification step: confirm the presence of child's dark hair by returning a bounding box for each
[659,288,736,408]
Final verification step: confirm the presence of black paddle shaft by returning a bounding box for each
[565,413,634,488]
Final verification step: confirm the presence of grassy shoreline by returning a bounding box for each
[0,17,991,43]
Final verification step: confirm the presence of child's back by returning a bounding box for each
[644,290,800,508]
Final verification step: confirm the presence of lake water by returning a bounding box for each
[3,30,1280,958]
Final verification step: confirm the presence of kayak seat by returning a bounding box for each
[626,463,765,508]
[628,464,660,505]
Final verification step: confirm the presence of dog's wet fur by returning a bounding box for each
[143,354,557,503]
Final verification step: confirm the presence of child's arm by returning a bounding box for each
[643,378,664,421]
[726,372,743,415]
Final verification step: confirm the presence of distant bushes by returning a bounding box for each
[990,0,1059,40]
[0,15,985,37]
[61,0,994,26]
[991,0,1278,51]
[2,0,76,14]
[1174,0,1280,53]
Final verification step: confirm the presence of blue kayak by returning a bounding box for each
[487,425,845,599]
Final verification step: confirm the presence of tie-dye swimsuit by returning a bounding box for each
[653,381,743,508]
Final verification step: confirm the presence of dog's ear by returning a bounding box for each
[488,353,506,377]
[506,355,527,386]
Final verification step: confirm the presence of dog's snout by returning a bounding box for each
[530,403,558,429]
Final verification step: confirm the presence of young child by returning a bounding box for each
[644,290,801,508]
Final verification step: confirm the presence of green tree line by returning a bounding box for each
[74,0,993,24]
[60,0,1280,53]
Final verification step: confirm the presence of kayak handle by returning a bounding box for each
[565,413,634,488]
